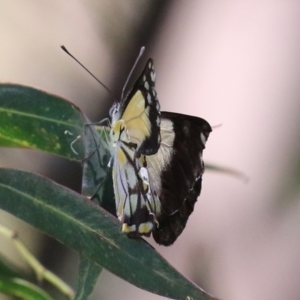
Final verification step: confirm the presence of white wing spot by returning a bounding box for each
[148,61,152,68]
[144,81,150,90]
[139,167,150,185]
[147,93,152,103]
[151,71,156,82]
[156,116,160,125]
[143,75,146,82]
[200,133,206,145]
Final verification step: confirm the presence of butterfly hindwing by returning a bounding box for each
[112,143,156,236]
[147,112,212,245]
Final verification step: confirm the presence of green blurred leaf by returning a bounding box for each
[0,254,24,278]
[74,257,102,300]
[206,162,248,182]
[0,168,217,300]
[0,84,87,160]
[0,277,53,300]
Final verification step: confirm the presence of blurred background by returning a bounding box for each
[1,1,300,299]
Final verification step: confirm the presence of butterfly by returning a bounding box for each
[109,59,212,246]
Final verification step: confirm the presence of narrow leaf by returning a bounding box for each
[0,168,218,300]
[0,277,53,300]
[0,84,87,160]
[78,125,110,299]
[74,257,102,300]
[206,162,248,182]
[82,125,115,215]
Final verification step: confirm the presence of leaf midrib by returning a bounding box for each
[0,107,80,128]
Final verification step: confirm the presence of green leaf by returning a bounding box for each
[74,257,102,300]
[82,126,115,215]
[78,126,111,299]
[0,168,217,300]
[0,254,24,278]
[0,277,53,300]
[0,84,87,160]
[206,163,248,182]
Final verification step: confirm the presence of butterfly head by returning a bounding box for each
[109,102,120,122]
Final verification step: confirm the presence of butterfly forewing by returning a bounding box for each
[110,58,161,237]
[112,59,161,156]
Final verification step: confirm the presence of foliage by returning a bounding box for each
[0,84,218,300]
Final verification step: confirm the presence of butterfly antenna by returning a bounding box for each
[121,46,145,101]
[61,45,117,101]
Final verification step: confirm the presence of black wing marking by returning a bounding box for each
[120,59,161,156]
[113,142,157,237]
[148,112,212,246]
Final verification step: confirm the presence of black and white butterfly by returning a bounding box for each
[109,59,212,246]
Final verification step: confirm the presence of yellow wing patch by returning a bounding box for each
[117,148,126,166]
[121,91,152,148]
[121,91,146,122]
[122,224,137,233]
[138,222,154,234]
